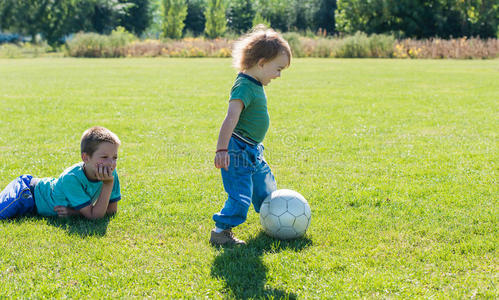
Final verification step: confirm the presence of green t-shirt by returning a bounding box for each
[230,73,269,143]
[34,162,121,216]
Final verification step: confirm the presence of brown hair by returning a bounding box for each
[232,25,292,71]
[80,126,121,156]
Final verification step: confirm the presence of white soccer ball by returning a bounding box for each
[259,189,311,240]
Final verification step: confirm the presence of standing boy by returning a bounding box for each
[211,26,292,246]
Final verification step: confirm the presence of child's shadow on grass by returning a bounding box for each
[45,215,113,237]
[11,214,113,237]
[211,232,312,299]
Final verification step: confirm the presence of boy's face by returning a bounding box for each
[258,52,289,86]
[82,142,119,180]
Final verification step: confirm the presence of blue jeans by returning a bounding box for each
[0,175,36,219]
[213,136,277,230]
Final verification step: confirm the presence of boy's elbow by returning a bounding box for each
[86,211,106,220]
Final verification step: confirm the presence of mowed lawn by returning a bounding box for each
[0,58,497,298]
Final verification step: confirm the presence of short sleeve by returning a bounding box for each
[110,169,121,203]
[230,83,252,108]
[61,175,92,210]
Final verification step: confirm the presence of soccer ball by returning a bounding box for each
[259,189,311,240]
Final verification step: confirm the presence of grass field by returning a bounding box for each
[0,58,497,298]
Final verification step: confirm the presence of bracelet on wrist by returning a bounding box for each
[216,149,228,153]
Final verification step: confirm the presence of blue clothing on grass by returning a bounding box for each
[0,162,121,219]
[213,135,277,230]
[0,175,36,219]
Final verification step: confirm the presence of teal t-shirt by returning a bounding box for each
[34,162,121,216]
[230,73,269,143]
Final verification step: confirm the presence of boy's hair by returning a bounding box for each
[80,126,121,156]
[232,25,292,71]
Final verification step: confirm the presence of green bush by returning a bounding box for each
[283,32,304,58]
[62,30,495,59]
[336,31,370,58]
[107,27,137,56]
[334,32,395,58]
[66,27,136,57]
[368,34,395,58]
[313,38,335,58]
[0,42,52,58]
[66,32,107,57]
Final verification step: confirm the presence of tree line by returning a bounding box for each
[0,0,497,46]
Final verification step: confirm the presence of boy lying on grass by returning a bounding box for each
[0,126,121,220]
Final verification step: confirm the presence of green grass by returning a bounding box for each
[0,58,497,298]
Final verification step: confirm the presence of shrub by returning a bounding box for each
[63,30,498,59]
[335,32,370,58]
[65,32,108,57]
[107,27,137,57]
[0,42,52,58]
[0,43,24,58]
[283,32,303,57]
[394,38,499,59]
[66,27,136,58]
[368,34,395,58]
[126,39,164,57]
[124,37,232,57]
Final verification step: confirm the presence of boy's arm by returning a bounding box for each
[54,201,117,217]
[79,165,115,220]
[54,206,82,217]
[78,181,113,219]
[217,99,244,149]
[215,100,244,170]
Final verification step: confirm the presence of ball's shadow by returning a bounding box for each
[211,231,312,299]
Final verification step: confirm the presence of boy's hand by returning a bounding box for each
[214,152,230,171]
[95,164,114,183]
[54,206,79,217]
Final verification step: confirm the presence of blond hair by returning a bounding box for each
[80,126,121,156]
[232,25,292,71]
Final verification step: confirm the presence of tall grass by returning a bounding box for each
[394,37,499,59]
[0,42,55,58]
[65,27,136,58]
[125,38,232,57]
[4,30,499,59]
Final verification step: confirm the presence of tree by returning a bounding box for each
[204,0,226,38]
[292,0,317,31]
[335,0,499,38]
[0,0,83,45]
[0,0,14,32]
[226,0,255,34]
[184,0,206,35]
[315,0,337,35]
[252,12,271,28]
[86,0,131,34]
[118,0,152,36]
[253,0,296,32]
[162,0,188,38]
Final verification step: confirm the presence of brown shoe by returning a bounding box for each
[210,229,246,246]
